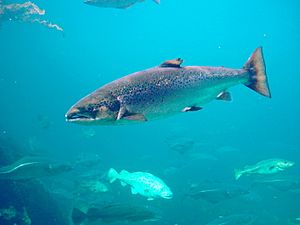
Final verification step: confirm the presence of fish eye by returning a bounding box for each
[86,105,97,112]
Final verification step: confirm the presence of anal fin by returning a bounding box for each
[182,106,203,112]
[216,91,232,101]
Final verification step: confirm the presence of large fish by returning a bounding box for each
[72,203,160,224]
[66,47,271,125]
[84,0,160,9]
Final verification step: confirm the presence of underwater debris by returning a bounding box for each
[22,207,31,225]
[0,206,17,220]
[0,1,63,33]
[0,206,32,224]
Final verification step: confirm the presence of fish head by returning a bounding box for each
[65,92,120,125]
[160,187,173,199]
[277,160,295,169]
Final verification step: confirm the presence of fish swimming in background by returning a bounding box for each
[107,168,173,200]
[0,156,72,180]
[84,0,160,9]
[235,158,295,180]
[72,203,160,224]
[185,182,249,203]
[205,214,257,225]
[251,175,300,192]
[66,47,271,125]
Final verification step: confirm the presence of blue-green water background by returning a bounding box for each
[0,0,300,224]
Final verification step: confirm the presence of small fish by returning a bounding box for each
[252,175,300,192]
[186,183,249,203]
[235,158,295,180]
[0,156,72,180]
[167,137,195,155]
[84,0,160,9]
[66,47,271,126]
[107,168,173,200]
[79,180,109,193]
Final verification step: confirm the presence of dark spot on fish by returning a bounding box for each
[269,166,275,171]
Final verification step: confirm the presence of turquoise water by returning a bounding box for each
[0,0,300,224]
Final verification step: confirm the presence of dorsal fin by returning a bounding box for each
[160,58,183,68]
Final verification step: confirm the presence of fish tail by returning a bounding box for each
[243,47,271,98]
[234,169,243,180]
[120,169,130,176]
[153,0,160,4]
[107,168,119,183]
[72,208,87,225]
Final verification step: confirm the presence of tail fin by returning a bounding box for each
[153,0,160,4]
[107,168,119,183]
[234,169,243,180]
[244,47,271,98]
[72,208,87,225]
[120,169,130,176]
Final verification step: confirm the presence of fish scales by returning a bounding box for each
[93,67,246,117]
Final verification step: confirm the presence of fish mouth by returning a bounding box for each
[162,193,173,199]
[163,195,173,199]
[65,113,95,122]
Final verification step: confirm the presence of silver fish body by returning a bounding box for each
[66,47,271,125]
[235,158,295,180]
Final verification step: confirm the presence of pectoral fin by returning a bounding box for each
[120,181,127,187]
[117,106,127,120]
[117,106,147,121]
[182,106,203,112]
[131,187,138,194]
[216,91,232,101]
[160,58,183,68]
